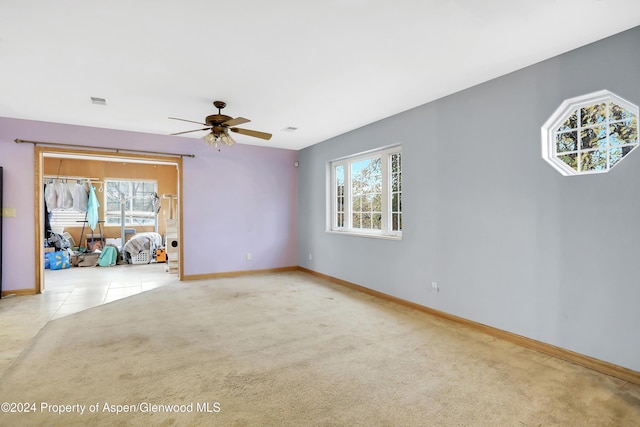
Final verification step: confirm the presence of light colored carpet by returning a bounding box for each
[0,271,638,426]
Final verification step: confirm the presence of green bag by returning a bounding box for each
[98,246,118,267]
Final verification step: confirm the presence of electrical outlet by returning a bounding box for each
[431,282,439,293]
[309,253,313,260]
[246,253,252,261]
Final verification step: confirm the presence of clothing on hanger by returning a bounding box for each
[87,185,100,231]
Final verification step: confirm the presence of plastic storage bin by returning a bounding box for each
[131,249,150,264]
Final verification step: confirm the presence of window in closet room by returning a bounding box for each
[104,179,157,226]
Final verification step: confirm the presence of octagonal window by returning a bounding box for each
[542,90,639,175]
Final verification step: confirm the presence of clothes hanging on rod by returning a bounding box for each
[43,177,95,212]
[87,185,100,231]
[72,182,89,211]
[44,181,57,213]
[56,180,73,209]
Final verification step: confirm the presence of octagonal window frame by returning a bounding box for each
[541,90,639,176]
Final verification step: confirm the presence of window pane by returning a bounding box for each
[559,153,578,171]
[392,172,402,192]
[350,157,382,230]
[353,195,362,211]
[610,147,623,167]
[580,149,607,171]
[391,153,401,173]
[391,213,403,232]
[372,213,382,230]
[352,213,361,228]
[610,102,634,121]
[610,120,638,146]
[581,103,606,126]
[558,112,578,131]
[105,180,156,226]
[335,164,345,228]
[580,126,606,150]
[351,157,381,195]
[106,217,121,225]
[390,152,402,232]
[362,195,372,212]
[372,194,381,211]
[362,213,371,229]
[556,131,577,153]
[336,165,344,186]
[610,146,635,167]
[106,199,119,212]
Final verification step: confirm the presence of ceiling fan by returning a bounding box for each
[169,101,272,148]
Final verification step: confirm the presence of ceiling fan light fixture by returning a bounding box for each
[220,133,235,147]
[203,132,218,147]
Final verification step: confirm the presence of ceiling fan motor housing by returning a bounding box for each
[205,114,233,128]
[211,125,228,135]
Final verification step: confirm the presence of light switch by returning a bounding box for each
[1,208,16,217]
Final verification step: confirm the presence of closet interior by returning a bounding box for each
[42,154,179,275]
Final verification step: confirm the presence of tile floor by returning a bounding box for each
[41,262,178,320]
[0,262,178,376]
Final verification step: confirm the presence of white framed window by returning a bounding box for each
[104,179,158,225]
[541,90,639,176]
[329,145,402,238]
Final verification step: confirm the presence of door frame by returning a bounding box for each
[34,146,184,293]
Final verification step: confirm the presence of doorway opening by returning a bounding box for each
[35,146,184,294]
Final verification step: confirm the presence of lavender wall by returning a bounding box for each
[0,117,298,291]
[182,143,298,275]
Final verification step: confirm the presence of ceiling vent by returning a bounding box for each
[90,97,107,106]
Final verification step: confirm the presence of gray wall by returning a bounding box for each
[297,26,640,371]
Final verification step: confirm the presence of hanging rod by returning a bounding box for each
[43,175,99,181]
[15,138,195,158]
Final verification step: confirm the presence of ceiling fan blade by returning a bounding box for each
[170,127,211,136]
[230,127,272,140]
[222,117,250,127]
[168,117,208,126]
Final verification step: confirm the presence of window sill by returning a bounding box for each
[325,229,402,241]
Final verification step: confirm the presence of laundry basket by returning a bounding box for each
[131,249,150,264]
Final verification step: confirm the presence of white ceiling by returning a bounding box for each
[1,1,639,151]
